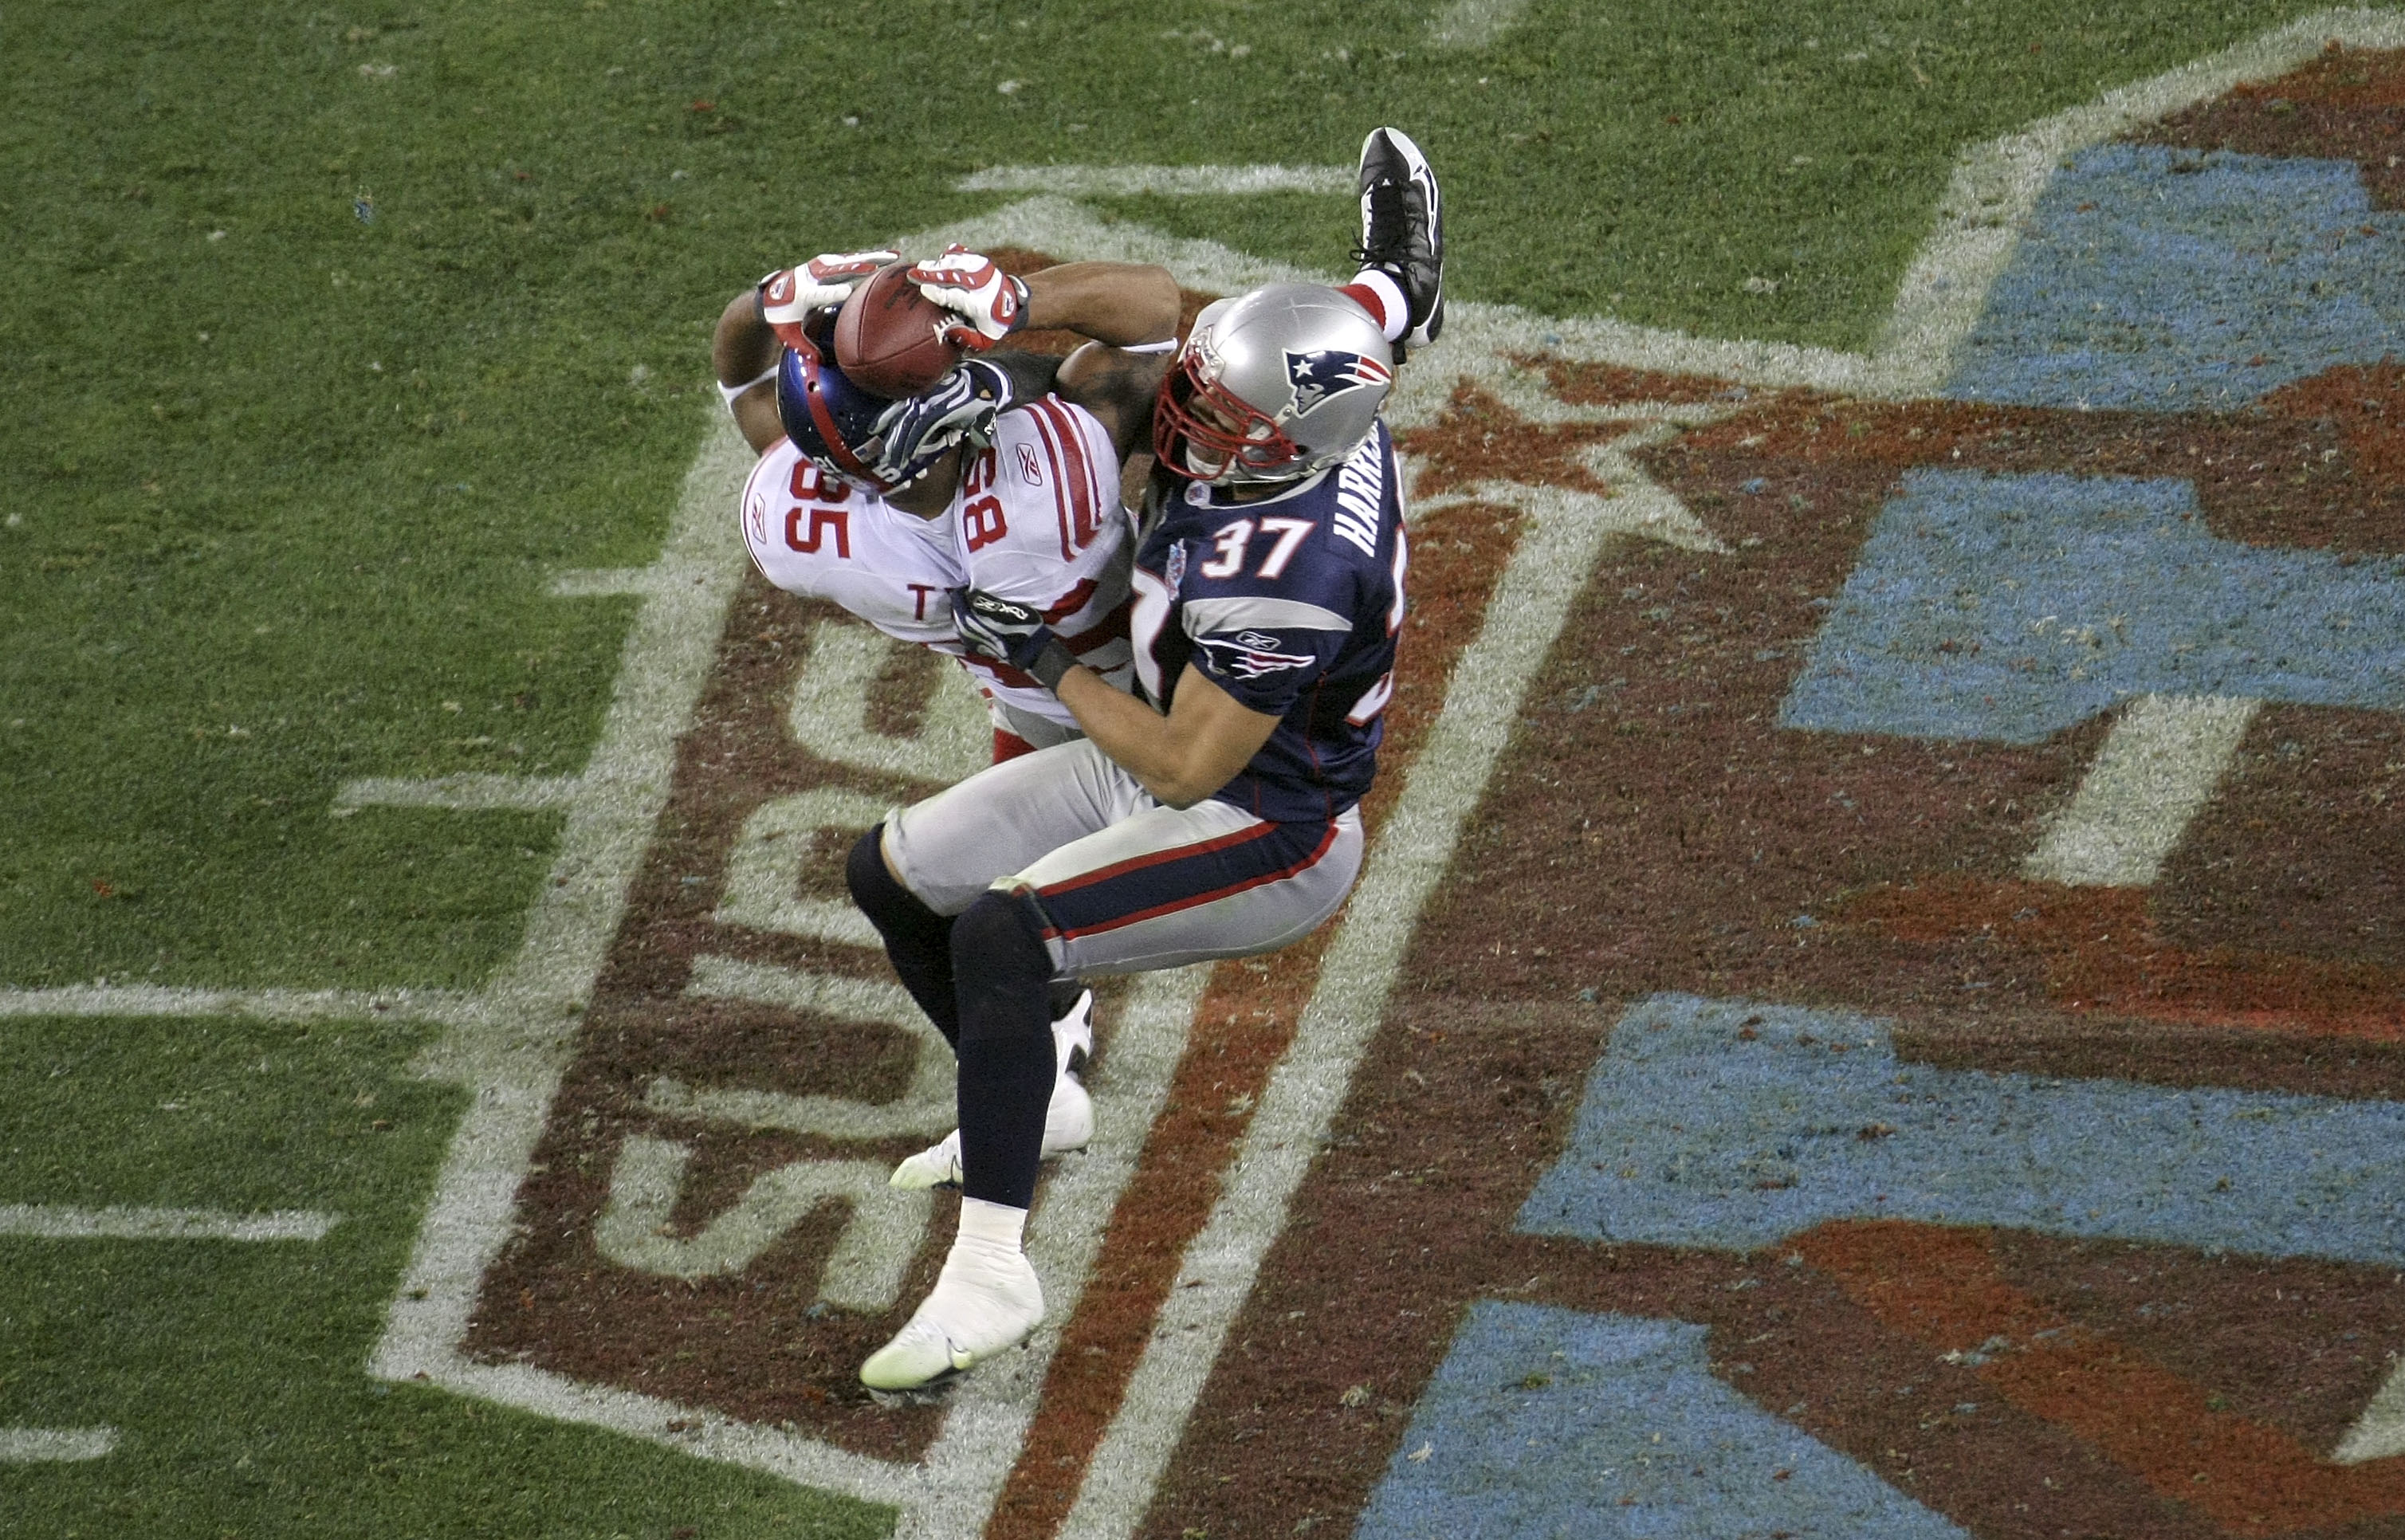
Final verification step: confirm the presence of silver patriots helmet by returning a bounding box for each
[1153,284,1393,485]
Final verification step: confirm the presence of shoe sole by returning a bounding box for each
[865,1374,962,1408]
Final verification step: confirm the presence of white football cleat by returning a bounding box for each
[890,989,1094,1190]
[859,1199,1043,1393]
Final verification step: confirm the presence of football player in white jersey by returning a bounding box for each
[713,250,1180,759]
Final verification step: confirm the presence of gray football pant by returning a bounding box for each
[883,738,1364,978]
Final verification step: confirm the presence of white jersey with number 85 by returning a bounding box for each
[740,395,1134,729]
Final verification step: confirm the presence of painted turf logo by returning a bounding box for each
[1283,348,1391,414]
[342,33,2405,1540]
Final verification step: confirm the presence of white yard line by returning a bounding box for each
[0,1206,338,1242]
[957,165,1350,197]
[334,774,584,813]
[370,415,753,1388]
[0,984,476,1025]
[437,1359,918,1507]
[0,1427,119,1463]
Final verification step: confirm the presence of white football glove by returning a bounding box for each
[908,244,1030,350]
[759,249,899,343]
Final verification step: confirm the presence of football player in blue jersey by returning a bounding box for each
[843,128,1443,1394]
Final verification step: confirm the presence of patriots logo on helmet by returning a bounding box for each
[1283,348,1392,415]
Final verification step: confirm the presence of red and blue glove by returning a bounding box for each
[760,249,898,346]
[909,244,1031,350]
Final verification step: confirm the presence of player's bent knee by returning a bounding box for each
[950,888,1051,975]
[847,824,941,938]
[949,889,1055,1043]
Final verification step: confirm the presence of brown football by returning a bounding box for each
[832,260,964,398]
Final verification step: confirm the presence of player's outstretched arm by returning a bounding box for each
[1017,261,1181,349]
[949,590,1275,807]
[1055,663,1276,809]
[1024,262,1181,458]
[713,288,786,454]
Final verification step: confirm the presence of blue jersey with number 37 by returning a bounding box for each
[1129,421,1409,823]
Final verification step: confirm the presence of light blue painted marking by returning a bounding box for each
[1947,143,2405,411]
[1355,1302,1970,1540]
[1778,468,2405,742]
[1517,994,2405,1260]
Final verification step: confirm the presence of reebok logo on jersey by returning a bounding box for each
[1284,348,1392,415]
[1015,442,1045,486]
[1201,630,1316,680]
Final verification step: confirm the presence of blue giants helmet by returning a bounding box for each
[772,304,971,494]
[774,309,899,490]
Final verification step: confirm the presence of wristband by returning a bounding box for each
[717,365,777,414]
[1028,638,1076,692]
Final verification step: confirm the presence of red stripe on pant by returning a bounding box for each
[1035,819,1341,942]
[1035,820,1283,898]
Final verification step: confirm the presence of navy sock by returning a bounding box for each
[950,890,1059,1212]
[843,827,959,1048]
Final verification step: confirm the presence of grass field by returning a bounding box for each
[0,0,2349,1533]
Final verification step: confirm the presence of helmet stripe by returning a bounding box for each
[788,336,882,487]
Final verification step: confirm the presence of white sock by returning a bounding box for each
[1346,268,1409,342]
[957,1196,1028,1252]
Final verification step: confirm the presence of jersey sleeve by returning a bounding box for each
[1177,585,1355,715]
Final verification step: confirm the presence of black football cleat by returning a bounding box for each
[1354,127,1444,354]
